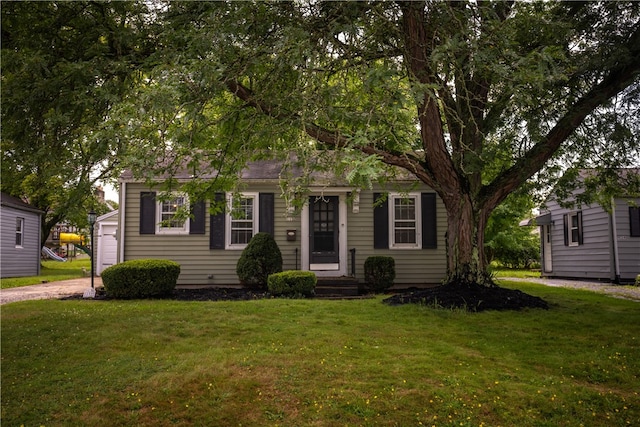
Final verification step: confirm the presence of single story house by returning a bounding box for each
[116,158,447,286]
[0,192,43,278]
[534,173,640,284]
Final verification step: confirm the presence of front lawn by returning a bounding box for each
[1,259,91,289]
[491,267,542,279]
[2,281,638,426]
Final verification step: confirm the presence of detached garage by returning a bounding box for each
[95,210,118,275]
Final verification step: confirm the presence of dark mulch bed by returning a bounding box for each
[383,282,549,312]
[173,287,269,301]
[65,283,548,312]
[62,287,268,301]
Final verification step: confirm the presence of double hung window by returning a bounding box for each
[389,193,421,249]
[227,193,258,249]
[157,194,189,234]
[563,211,583,246]
[15,217,24,247]
[569,212,580,246]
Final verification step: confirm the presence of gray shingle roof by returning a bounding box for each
[120,154,417,184]
[0,192,43,214]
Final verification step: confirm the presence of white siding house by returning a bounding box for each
[1,192,42,278]
[536,177,640,284]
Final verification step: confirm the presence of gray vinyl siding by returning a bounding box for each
[123,183,291,285]
[0,206,41,278]
[123,182,447,285]
[544,198,613,281]
[614,197,640,282]
[347,189,446,285]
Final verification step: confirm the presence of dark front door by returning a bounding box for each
[309,196,339,264]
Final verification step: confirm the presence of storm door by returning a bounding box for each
[309,196,339,265]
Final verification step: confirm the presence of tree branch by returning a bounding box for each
[224,77,433,186]
[398,0,461,198]
[480,28,640,210]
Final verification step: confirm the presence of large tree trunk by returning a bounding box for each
[442,193,494,287]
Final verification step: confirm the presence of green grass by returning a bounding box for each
[491,267,542,279]
[2,281,639,426]
[0,259,91,289]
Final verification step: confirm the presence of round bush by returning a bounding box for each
[102,259,180,299]
[236,232,283,289]
[268,271,317,298]
[364,256,396,293]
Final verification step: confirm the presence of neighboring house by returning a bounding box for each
[534,172,640,284]
[117,159,447,286]
[0,192,43,278]
[95,210,119,276]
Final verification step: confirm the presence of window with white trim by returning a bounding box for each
[389,193,422,249]
[568,212,580,246]
[15,217,24,247]
[156,194,189,234]
[227,193,259,249]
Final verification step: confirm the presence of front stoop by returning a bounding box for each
[315,277,360,297]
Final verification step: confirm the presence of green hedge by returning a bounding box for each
[364,256,396,293]
[101,259,180,299]
[236,232,283,290]
[267,270,317,298]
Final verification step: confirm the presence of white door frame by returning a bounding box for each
[301,190,348,277]
[542,224,553,273]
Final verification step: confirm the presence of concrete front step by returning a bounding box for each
[315,277,360,296]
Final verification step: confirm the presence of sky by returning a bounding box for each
[102,182,119,202]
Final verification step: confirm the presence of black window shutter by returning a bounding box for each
[563,214,569,246]
[259,193,275,236]
[630,207,640,237]
[421,193,437,249]
[577,211,583,245]
[209,193,225,249]
[140,192,156,235]
[373,193,389,249]
[189,200,206,234]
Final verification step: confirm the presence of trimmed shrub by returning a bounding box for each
[236,232,283,289]
[364,256,396,293]
[635,274,640,287]
[102,259,180,299]
[268,270,317,298]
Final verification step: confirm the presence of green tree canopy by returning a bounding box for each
[6,1,637,289]
[1,1,153,244]
[117,1,639,287]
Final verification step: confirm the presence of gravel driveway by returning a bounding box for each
[501,277,640,302]
[0,277,102,305]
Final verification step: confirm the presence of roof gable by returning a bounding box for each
[0,192,43,215]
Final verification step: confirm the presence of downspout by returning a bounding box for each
[610,197,621,283]
[118,181,126,265]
